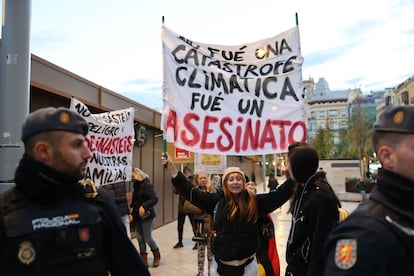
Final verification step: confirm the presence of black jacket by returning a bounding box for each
[100,182,130,216]
[131,178,158,220]
[324,168,414,275]
[0,155,148,276]
[285,174,339,276]
[172,171,293,261]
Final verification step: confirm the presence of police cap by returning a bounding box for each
[21,107,89,141]
[374,105,414,133]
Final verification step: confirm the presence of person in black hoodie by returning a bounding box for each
[285,144,340,276]
[162,155,294,276]
[0,107,149,276]
[131,167,161,268]
[324,106,414,275]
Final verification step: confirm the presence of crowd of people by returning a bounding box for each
[1,105,413,275]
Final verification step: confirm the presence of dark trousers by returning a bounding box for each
[177,211,195,241]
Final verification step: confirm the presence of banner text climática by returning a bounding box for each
[161,25,306,155]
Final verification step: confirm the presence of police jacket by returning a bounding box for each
[172,172,293,261]
[324,168,414,275]
[0,155,149,276]
[285,173,339,276]
[131,178,158,221]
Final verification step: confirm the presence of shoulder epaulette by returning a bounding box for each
[80,179,98,199]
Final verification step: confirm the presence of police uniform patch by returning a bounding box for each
[334,239,357,270]
[18,240,36,265]
[79,227,90,242]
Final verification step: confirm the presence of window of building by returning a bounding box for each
[330,121,339,130]
[329,109,338,117]
[319,111,326,118]
[341,109,347,117]
[310,111,316,119]
[308,119,316,131]
[319,122,326,128]
[385,96,392,106]
[402,91,409,105]
[341,121,347,129]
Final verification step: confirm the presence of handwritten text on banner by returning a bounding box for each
[70,98,134,186]
[161,25,306,155]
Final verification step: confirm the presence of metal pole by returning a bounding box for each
[262,155,266,192]
[0,0,32,192]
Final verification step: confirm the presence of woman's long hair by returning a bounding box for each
[222,179,257,223]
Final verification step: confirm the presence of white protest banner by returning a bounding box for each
[70,98,134,186]
[161,25,306,155]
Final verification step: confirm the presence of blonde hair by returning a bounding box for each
[194,173,216,193]
[131,168,149,181]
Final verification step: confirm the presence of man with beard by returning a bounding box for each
[0,107,149,276]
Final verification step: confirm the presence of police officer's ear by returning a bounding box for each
[33,139,53,163]
[377,144,395,169]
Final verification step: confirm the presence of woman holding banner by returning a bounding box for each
[162,155,293,276]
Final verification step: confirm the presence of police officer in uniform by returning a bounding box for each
[0,107,149,276]
[324,105,414,275]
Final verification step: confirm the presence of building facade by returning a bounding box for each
[375,75,414,115]
[305,77,362,144]
[394,76,414,106]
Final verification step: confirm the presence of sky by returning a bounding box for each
[2,0,414,111]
